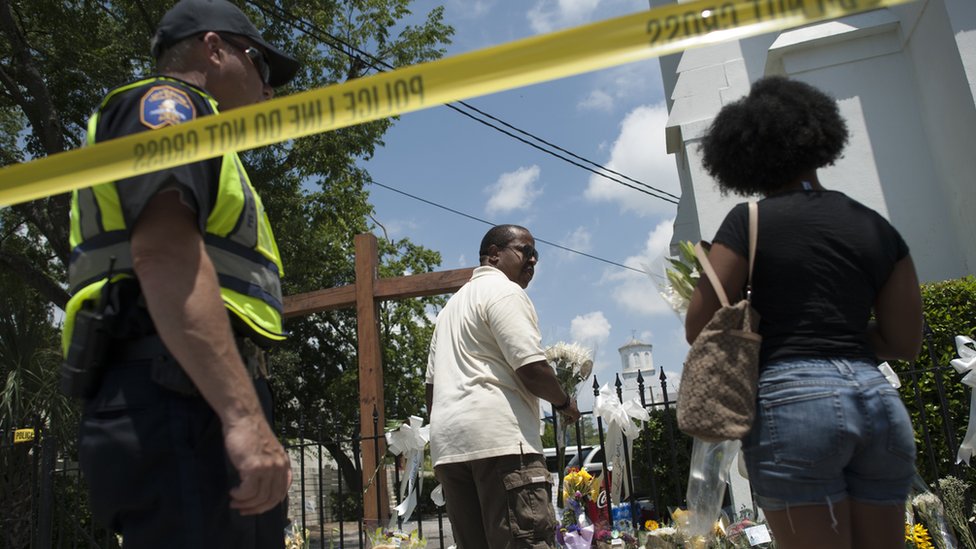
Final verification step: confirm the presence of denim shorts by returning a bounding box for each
[741,357,916,510]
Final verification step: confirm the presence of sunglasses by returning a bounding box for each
[505,244,540,262]
[218,34,271,85]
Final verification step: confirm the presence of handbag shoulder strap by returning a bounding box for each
[694,201,758,307]
[746,201,757,297]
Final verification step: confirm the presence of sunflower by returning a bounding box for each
[906,523,934,549]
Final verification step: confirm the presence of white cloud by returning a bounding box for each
[578,90,613,112]
[570,311,611,346]
[561,226,592,255]
[604,219,678,316]
[485,165,543,215]
[584,103,680,217]
[577,62,662,112]
[527,0,601,33]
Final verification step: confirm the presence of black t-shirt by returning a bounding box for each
[713,190,908,365]
[93,77,221,234]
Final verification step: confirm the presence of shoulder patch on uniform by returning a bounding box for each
[140,85,196,129]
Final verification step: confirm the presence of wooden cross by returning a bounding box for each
[283,233,474,524]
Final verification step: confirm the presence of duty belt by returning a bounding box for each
[110,334,270,381]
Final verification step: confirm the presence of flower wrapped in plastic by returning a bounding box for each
[645,240,700,323]
[643,525,680,549]
[725,510,758,549]
[283,522,309,549]
[651,240,751,547]
[685,439,741,541]
[912,492,958,549]
[722,508,777,548]
[545,341,594,403]
[591,526,639,549]
[556,523,595,549]
[561,467,600,528]
[366,528,427,549]
[545,340,594,503]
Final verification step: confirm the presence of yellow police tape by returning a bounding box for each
[14,428,35,444]
[0,0,913,207]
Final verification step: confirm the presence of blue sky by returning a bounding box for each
[362,0,688,408]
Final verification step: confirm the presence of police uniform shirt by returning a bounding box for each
[91,77,221,232]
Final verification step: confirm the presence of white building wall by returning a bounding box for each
[897,0,976,277]
[651,0,976,282]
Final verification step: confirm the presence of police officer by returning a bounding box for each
[62,1,300,547]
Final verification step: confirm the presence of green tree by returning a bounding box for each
[896,276,976,488]
[631,408,691,520]
[0,0,452,500]
[0,252,72,549]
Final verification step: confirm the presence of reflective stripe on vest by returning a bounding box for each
[64,77,285,353]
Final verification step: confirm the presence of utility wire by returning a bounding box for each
[445,107,678,204]
[453,102,680,202]
[246,0,680,205]
[371,180,647,275]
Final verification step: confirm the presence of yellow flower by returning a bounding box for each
[671,508,691,529]
[563,467,597,501]
[906,523,934,549]
[645,519,659,531]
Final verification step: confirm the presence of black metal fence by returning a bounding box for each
[3,359,971,548]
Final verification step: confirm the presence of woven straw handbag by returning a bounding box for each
[677,202,761,442]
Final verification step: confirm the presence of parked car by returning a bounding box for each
[543,445,593,473]
[563,446,611,478]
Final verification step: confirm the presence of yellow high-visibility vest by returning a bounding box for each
[63,77,285,353]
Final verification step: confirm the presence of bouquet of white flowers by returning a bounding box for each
[545,341,593,505]
[546,341,594,401]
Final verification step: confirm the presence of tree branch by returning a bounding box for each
[0,0,66,155]
[0,251,69,310]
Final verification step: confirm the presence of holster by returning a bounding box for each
[60,307,111,399]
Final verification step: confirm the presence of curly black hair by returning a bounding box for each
[700,76,849,196]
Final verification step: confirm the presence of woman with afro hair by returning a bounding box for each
[685,76,923,549]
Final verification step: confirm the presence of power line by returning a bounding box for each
[370,180,647,275]
[246,0,680,205]
[454,102,680,202]
[444,107,678,204]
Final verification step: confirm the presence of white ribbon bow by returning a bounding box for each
[950,336,976,466]
[385,415,430,528]
[593,383,650,504]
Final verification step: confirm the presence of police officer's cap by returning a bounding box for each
[151,0,300,87]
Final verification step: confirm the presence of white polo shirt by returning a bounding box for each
[426,266,547,466]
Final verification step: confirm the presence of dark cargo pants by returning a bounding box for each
[435,453,556,549]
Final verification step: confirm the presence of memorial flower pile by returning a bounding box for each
[639,508,775,549]
[366,527,427,549]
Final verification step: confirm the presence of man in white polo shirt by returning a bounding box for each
[425,224,581,548]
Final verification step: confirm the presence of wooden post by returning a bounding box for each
[281,233,474,525]
[354,234,389,525]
